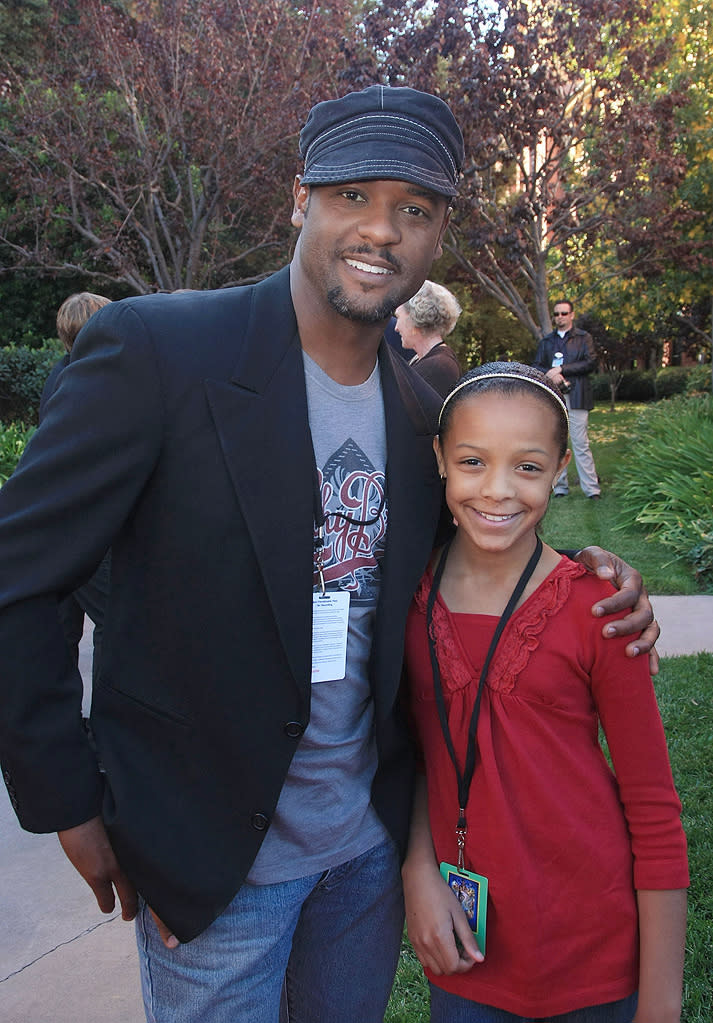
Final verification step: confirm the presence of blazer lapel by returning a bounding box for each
[204,268,314,695]
[371,344,443,720]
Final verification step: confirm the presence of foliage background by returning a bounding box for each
[1,0,711,369]
[0,4,710,1012]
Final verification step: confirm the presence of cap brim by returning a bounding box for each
[300,140,458,197]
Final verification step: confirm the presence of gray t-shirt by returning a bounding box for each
[246,352,389,883]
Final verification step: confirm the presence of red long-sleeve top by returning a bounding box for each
[405,557,689,1018]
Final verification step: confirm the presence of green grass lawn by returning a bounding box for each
[386,408,712,1020]
[656,655,713,1023]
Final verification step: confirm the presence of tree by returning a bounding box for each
[578,305,653,408]
[632,0,713,385]
[361,0,698,340]
[0,0,364,293]
[0,0,50,72]
[3,0,707,341]
[560,0,713,386]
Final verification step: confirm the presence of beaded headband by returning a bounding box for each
[438,371,569,429]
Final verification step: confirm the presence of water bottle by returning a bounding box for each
[552,351,571,393]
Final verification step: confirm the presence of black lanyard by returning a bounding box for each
[426,535,542,865]
[311,435,328,595]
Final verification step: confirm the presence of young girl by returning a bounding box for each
[402,363,688,1023]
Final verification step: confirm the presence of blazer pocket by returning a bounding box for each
[95,679,194,728]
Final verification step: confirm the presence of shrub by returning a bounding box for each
[591,369,656,404]
[617,369,656,402]
[0,422,36,483]
[655,366,691,399]
[685,364,712,396]
[594,365,712,405]
[0,341,63,425]
[592,373,611,402]
[614,395,713,585]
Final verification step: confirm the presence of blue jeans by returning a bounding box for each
[136,838,404,1023]
[430,985,638,1023]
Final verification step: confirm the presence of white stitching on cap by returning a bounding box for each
[304,113,458,177]
[302,159,452,189]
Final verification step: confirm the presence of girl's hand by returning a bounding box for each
[403,858,483,976]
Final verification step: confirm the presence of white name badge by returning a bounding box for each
[311,591,350,683]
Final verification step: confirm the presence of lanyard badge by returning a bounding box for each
[439,861,489,953]
[312,520,350,684]
[311,589,349,683]
[426,535,543,954]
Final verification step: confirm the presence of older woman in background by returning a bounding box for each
[395,280,463,398]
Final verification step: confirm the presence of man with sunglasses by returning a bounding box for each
[534,299,601,499]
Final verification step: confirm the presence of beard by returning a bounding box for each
[326,285,399,325]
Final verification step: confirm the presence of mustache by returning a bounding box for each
[342,245,402,274]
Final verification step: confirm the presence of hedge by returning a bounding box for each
[0,340,63,426]
[592,369,656,402]
[593,364,711,404]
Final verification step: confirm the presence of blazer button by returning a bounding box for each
[284,721,304,739]
[251,812,270,832]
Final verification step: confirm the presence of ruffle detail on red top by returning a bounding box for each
[413,555,587,694]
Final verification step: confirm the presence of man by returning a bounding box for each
[0,87,656,1022]
[533,299,601,498]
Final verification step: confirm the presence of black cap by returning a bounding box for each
[299,85,464,198]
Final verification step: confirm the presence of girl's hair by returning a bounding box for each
[402,280,462,336]
[438,361,569,458]
[56,292,112,352]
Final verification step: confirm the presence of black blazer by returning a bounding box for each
[38,353,69,421]
[0,266,444,941]
[533,328,598,411]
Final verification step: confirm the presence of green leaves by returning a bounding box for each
[0,420,36,483]
[0,340,61,423]
[0,0,365,293]
[615,395,713,583]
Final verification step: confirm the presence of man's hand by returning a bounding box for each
[574,546,660,674]
[58,815,138,921]
[148,908,180,949]
[57,817,180,948]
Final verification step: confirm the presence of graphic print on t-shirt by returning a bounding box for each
[316,438,387,604]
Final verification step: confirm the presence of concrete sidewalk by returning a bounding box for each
[650,594,713,658]
[2,602,712,1023]
[1,620,143,1023]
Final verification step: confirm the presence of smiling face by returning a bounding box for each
[291,178,450,327]
[435,390,570,559]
